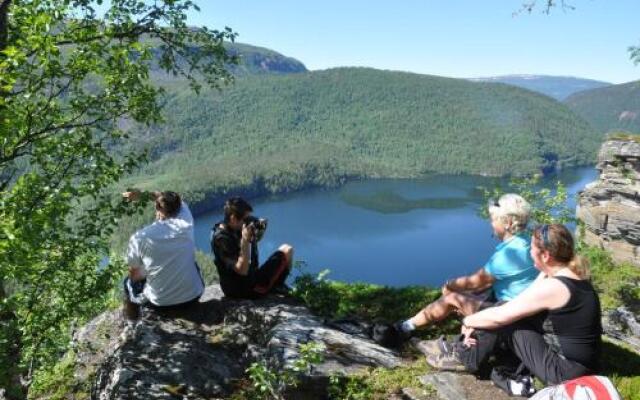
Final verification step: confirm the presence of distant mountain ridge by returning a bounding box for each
[565,80,640,134]
[471,74,611,100]
[224,42,307,75]
[145,40,307,84]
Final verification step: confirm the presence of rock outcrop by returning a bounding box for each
[576,138,640,266]
[602,307,640,353]
[74,286,402,399]
[64,285,535,400]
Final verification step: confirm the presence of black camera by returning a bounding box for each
[244,215,268,238]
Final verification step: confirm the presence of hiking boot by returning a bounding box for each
[411,335,450,358]
[426,348,467,372]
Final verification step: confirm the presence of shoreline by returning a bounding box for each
[188,162,597,218]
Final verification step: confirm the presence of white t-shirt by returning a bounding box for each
[127,201,204,306]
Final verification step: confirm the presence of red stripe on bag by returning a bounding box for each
[565,376,613,400]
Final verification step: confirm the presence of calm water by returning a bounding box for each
[194,167,598,287]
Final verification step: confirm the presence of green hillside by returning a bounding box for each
[565,80,640,134]
[124,67,600,205]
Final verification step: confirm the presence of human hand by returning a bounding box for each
[241,224,255,242]
[122,190,142,202]
[461,325,477,347]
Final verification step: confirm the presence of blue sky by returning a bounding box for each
[184,0,640,84]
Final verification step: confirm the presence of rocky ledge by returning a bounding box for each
[74,286,401,399]
[577,137,640,266]
[64,285,521,400]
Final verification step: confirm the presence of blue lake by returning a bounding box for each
[194,167,598,287]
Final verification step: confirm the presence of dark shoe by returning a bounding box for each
[490,366,536,397]
[426,347,467,372]
[372,321,411,349]
[411,335,450,358]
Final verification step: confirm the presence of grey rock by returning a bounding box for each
[401,386,435,399]
[419,372,514,400]
[577,139,640,266]
[602,307,640,352]
[72,285,402,399]
[420,373,466,400]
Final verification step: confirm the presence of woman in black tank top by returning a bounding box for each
[459,224,602,385]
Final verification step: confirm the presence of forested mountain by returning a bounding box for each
[122,67,600,205]
[471,75,611,100]
[565,80,640,134]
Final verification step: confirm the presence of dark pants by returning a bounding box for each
[252,250,290,295]
[458,319,591,385]
[220,250,291,299]
[122,277,202,321]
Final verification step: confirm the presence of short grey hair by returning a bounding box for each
[488,193,531,234]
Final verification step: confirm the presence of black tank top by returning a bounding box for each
[541,276,602,370]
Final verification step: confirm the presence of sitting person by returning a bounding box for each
[432,224,602,387]
[211,197,293,299]
[123,190,205,322]
[394,194,538,341]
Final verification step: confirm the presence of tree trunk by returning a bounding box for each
[0,0,10,51]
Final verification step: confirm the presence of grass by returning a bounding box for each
[328,360,434,400]
[292,269,460,337]
[607,131,640,144]
[581,244,640,312]
[28,352,90,400]
[601,339,640,400]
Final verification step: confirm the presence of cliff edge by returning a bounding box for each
[577,135,640,266]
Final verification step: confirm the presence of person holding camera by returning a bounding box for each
[122,190,205,323]
[211,197,294,299]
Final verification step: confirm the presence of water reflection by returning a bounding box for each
[194,167,598,287]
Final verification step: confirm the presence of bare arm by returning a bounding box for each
[215,225,255,277]
[462,278,570,329]
[234,237,252,276]
[122,189,161,202]
[446,267,495,293]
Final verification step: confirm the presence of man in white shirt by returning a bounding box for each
[123,190,204,321]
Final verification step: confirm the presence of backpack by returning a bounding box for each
[530,376,622,400]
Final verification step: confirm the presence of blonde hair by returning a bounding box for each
[488,193,531,234]
[532,224,590,279]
